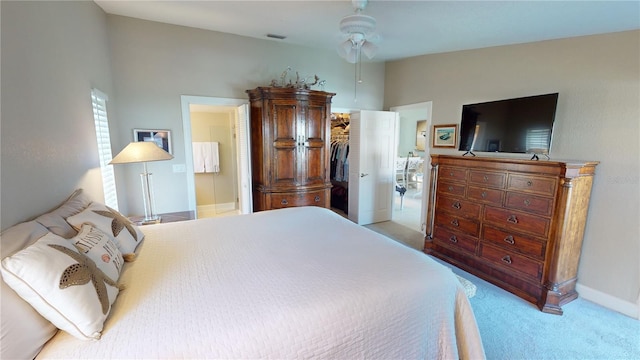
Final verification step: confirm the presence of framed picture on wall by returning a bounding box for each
[432,124,458,148]
[415,120,427,151]
[133,129,172,154]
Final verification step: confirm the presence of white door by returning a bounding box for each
[348,110,398,225]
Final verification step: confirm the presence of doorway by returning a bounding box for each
[180,96,252,218]
[389,102,432,234]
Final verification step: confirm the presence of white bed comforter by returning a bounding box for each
[37,207,484,359]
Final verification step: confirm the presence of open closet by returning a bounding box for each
[330,113,350,215]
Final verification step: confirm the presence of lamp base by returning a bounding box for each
[140,215,161,225]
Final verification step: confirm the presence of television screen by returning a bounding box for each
[458,93,558,154]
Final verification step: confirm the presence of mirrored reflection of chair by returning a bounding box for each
[405,157,424,190]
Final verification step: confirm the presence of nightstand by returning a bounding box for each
[129,211,195,225]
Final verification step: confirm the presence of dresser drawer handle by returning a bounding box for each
[281,199,289,205]
[314,195,320,202]
[504,235,515,245]
[451,219,459,227]
[501,255,512,265]
[483,175,489,182]
[507,215,518,224]
[452,202,461,209]
[481,191,487,198]
[450,172,454,176]
[448,186,454,191]
[449,235,458,243]
[523,199,531,206]
[527,180,533,187]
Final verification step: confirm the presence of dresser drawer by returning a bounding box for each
[434,226,478,254]
[435,211,480,237]
[270,190,325,209]
[468,170,506,188]
[437,180,466,197]
[482,225,546,259]
[439,166,467,182]
[505,192,554,216]
[480,243,543,280]
[436,195,481,219]
[507,174,557,196]
[483,206,550,238]
[467,186,504,206]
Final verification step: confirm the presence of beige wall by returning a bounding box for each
[1,1,114,229]
[384,30,640,313]
[191,111,236,206]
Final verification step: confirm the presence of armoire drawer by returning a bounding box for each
[482,225,546,259]
[507,174,557,196]
[505,192,554,216]
[483,206,550,238]
[439,166,467,182]
[435,211,480,237]
[433,226,478,254]
[467,186,504,206]
[436,195,481,219]
[479,243,543,280]
[468,170,506,188]
[270,190,325,209]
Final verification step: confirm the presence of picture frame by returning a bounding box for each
[133,129,172,154]
[432,124,458,148]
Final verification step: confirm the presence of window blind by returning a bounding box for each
[91,89,119,210]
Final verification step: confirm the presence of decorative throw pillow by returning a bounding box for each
[34,188,92,239]
[70,223,124,282]
[66,202,144,261]
[0,232,121,340]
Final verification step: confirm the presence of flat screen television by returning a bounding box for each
[458,93,558,154]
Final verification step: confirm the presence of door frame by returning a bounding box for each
[389,101,433,234]
[180,95,251,215]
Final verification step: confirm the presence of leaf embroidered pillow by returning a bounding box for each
[66,202,144,260]
[0,232,121,340]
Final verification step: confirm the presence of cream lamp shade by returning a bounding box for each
[109,141,173,164]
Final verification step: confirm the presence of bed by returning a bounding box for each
[1,190,484,359]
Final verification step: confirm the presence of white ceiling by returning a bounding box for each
[94,0,640,62]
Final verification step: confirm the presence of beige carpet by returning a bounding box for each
[364,220,476,298]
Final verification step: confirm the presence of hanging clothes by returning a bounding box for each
[193,142,220,173]
[330,136,349,182]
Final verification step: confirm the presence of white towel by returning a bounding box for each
[193,142,220,173]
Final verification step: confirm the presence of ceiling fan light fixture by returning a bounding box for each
[360,40,377,59]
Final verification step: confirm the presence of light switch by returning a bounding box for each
[173,164,186,173]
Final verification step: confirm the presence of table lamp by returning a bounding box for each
[110,141,173,224]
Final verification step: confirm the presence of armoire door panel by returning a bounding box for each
[273,148,297,185]
[272,103,297,141]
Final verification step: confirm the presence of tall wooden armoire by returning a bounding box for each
[246,87,335,212]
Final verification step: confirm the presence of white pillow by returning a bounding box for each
[66,202,144,260]
[70,223,124,282]
[0,232,121,340]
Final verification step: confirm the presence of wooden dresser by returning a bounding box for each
[247,87,335,211]
[424,155,598,314]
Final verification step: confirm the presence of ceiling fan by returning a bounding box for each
[337,0,379,64]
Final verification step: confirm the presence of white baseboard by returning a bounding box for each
[576,283,639,319]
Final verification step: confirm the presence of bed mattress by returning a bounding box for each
[37,206,484,359]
